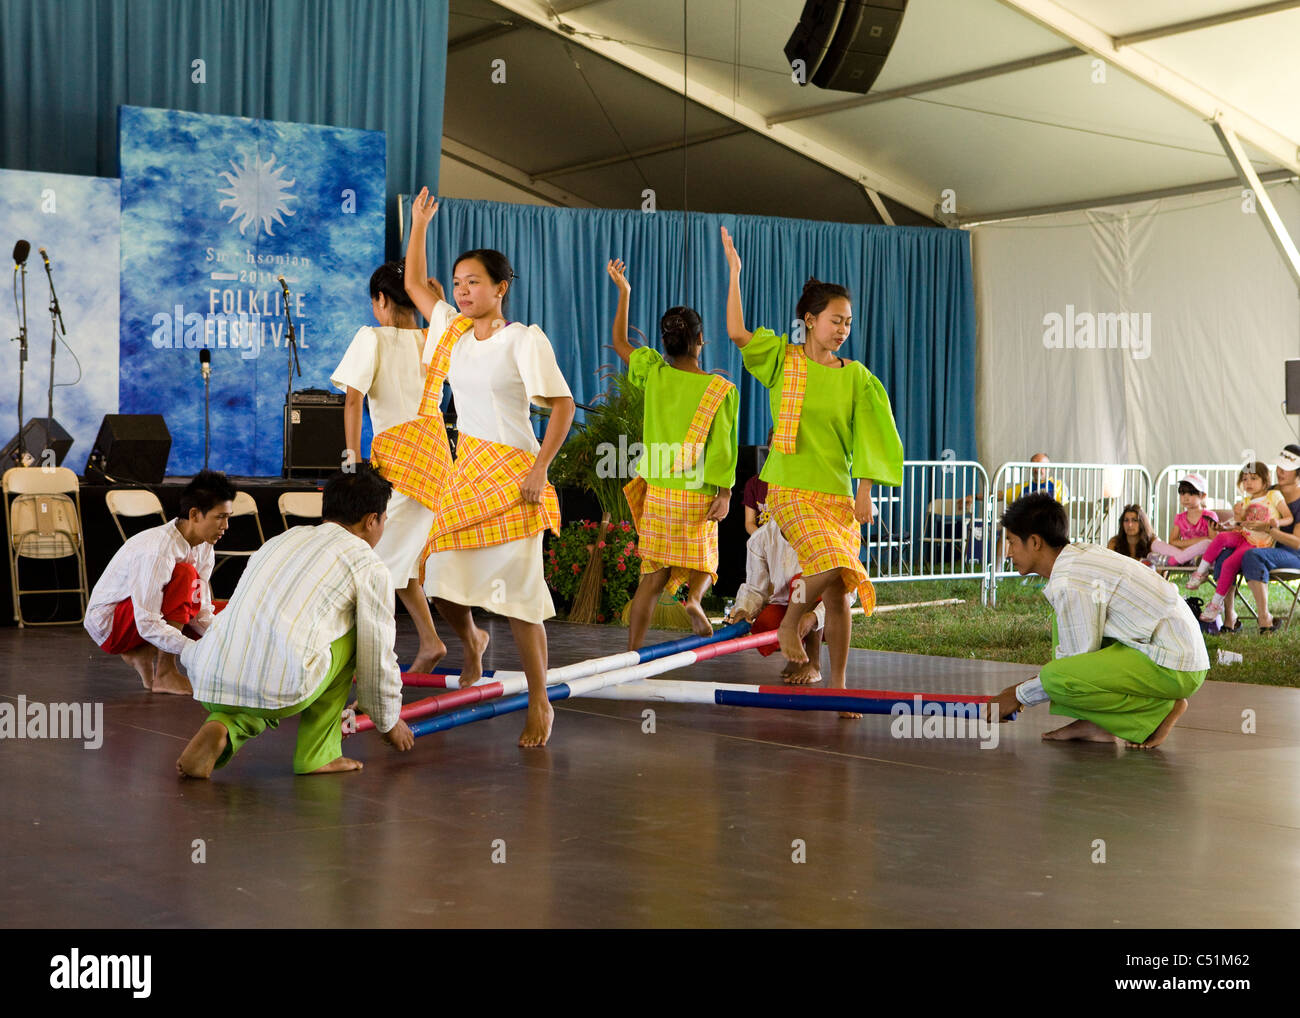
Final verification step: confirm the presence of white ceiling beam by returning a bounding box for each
[1115,1,1300,47]
[768,47,1080,126]
[488,0,939,218]
[995,0,1300,174]
[957,168,1297,227]
[441,137,596,207]
[864,186,895,225]
[1211,118,1300,290]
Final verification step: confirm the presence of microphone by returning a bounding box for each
[200,348,211,381]
[278,275,290,294]
[38,246,50,270]
[13,240,29,267]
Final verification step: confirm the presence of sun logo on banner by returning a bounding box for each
[217,150,298,236]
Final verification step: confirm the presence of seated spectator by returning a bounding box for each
[743,428,775,535]
[1145,473,1219,568]
[1001,452,1070,504]
[1107,504,1156,561]
[1216,445,1300,633]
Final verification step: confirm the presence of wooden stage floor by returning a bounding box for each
[2,618,1297,928]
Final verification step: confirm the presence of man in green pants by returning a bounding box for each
[177,466,414,777]
[987,493,1209,748]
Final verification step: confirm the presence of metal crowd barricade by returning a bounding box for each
[1149,464,1243,540]
[983,462,1152,606]
[862,460,990,584]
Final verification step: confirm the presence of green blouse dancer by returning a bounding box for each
[607,259,738,649]
[721,226,903,714]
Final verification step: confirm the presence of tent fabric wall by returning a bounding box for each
[0,0,447,250]
[427,199,977,458]
[974,184,1300,476]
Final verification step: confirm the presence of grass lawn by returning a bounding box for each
[856,576,1300,689]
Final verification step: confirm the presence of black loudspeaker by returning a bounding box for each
[1287,360,1300,414]
[284,391,346,477]
[87,414,172,483]
[2,417,73,468]
[785,0,908,94]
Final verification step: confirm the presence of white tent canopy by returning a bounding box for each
[440,0,1300,476]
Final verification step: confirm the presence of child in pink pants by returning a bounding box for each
[1187,462,1293,621]
[1145,472,1218,567]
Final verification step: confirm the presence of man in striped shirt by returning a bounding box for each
[84,471,235,695]
[177,466,414,778]
[987,493,1209,748]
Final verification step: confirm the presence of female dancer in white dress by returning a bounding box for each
[332,261,446,672]
[404,189,575,747]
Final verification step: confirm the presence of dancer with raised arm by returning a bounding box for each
[606,258,738,650]
[404,189,575,747]
[720,226,904,715]
[333,261,448,673]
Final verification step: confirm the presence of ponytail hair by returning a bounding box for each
[369,261,415,310]
[795,277,851,321]
[659,306,703,357]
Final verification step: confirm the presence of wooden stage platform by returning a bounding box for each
[2,617,1297,928]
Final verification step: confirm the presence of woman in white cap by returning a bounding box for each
[1144,472,1219,568]
[1217,445,1300,632]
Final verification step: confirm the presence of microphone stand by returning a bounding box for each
[12,260,29,466]
[279,278,301,477]
[42,251,66,459]
[203,365,211,470]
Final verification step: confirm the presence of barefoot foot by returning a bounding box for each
[684,599,713,638]
[303,756,364,775]
[410,639,448,676]
[776,619,808,663]
[838,711,864,720]
[519,701,554,748]
[457,627,491,687]
[151,663,193,696]
[1126,699,1188,749]
[1042,718,1120,743]
[177,721,228,779]
[122,646,155,690]
[784,661,822,686]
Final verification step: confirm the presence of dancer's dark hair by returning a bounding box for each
[369,261,415,309]
[796,277,851,321]
[660,306,703,357]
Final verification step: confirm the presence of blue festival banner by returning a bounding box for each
[119,105,385,476]
[0,168,120,474]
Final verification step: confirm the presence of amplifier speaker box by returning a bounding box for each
[784,0,908,94]
[284,390,346,477]
[1286,360,1300,414]
[86,414,171,483]
[2,417,73,468]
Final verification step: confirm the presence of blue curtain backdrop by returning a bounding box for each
[0,0,447,250]
[428,200,976,460]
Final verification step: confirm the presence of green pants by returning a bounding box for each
[1040,625,1206,744]
[202,630,357,774]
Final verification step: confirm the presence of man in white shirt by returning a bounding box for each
[987,494,1209,748]
[725,519,829,685]
[84,471,235,695]
[177,465,414,778]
